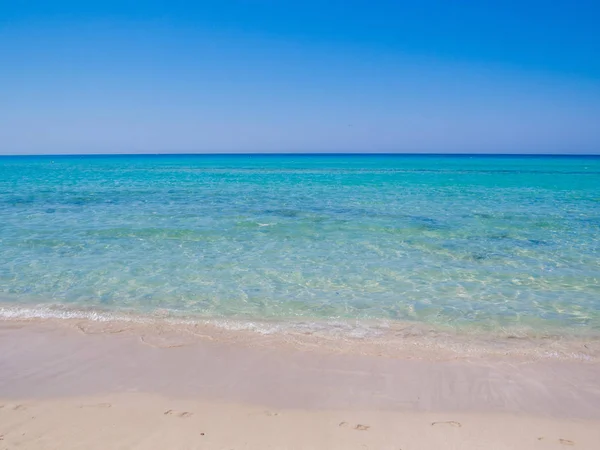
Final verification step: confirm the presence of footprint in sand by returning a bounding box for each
[559,439,575,446]
[249,410,279,417]
[164,409,193,418]
[431,421,462,428]
[338,422,370,431]
[11,405,26,411]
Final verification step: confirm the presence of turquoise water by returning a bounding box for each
[1,155,599,336]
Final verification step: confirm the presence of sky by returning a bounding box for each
[1,1,599,154]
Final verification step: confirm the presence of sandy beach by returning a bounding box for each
[1,321,599,449]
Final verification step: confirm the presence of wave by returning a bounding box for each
[2,303,598,363]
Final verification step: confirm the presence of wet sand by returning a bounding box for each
[1,321,600,449]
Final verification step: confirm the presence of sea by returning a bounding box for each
[1,154,599,356]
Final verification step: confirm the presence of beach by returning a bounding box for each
[1,320,600,449]
[1,154,600,448]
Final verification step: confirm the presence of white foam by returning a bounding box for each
[0,304,382,339]
[0,305,146,324]
[1,304,597,362]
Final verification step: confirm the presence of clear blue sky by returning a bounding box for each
[1,1,599,154]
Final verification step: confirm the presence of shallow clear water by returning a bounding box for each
[1,154,599,336]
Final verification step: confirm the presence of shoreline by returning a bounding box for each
[1,302,600,363]
[1,321,600,449]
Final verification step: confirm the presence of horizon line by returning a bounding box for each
[1,152,599,158]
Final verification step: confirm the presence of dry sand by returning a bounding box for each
[1,321,599,449]
[2,394,598,450]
